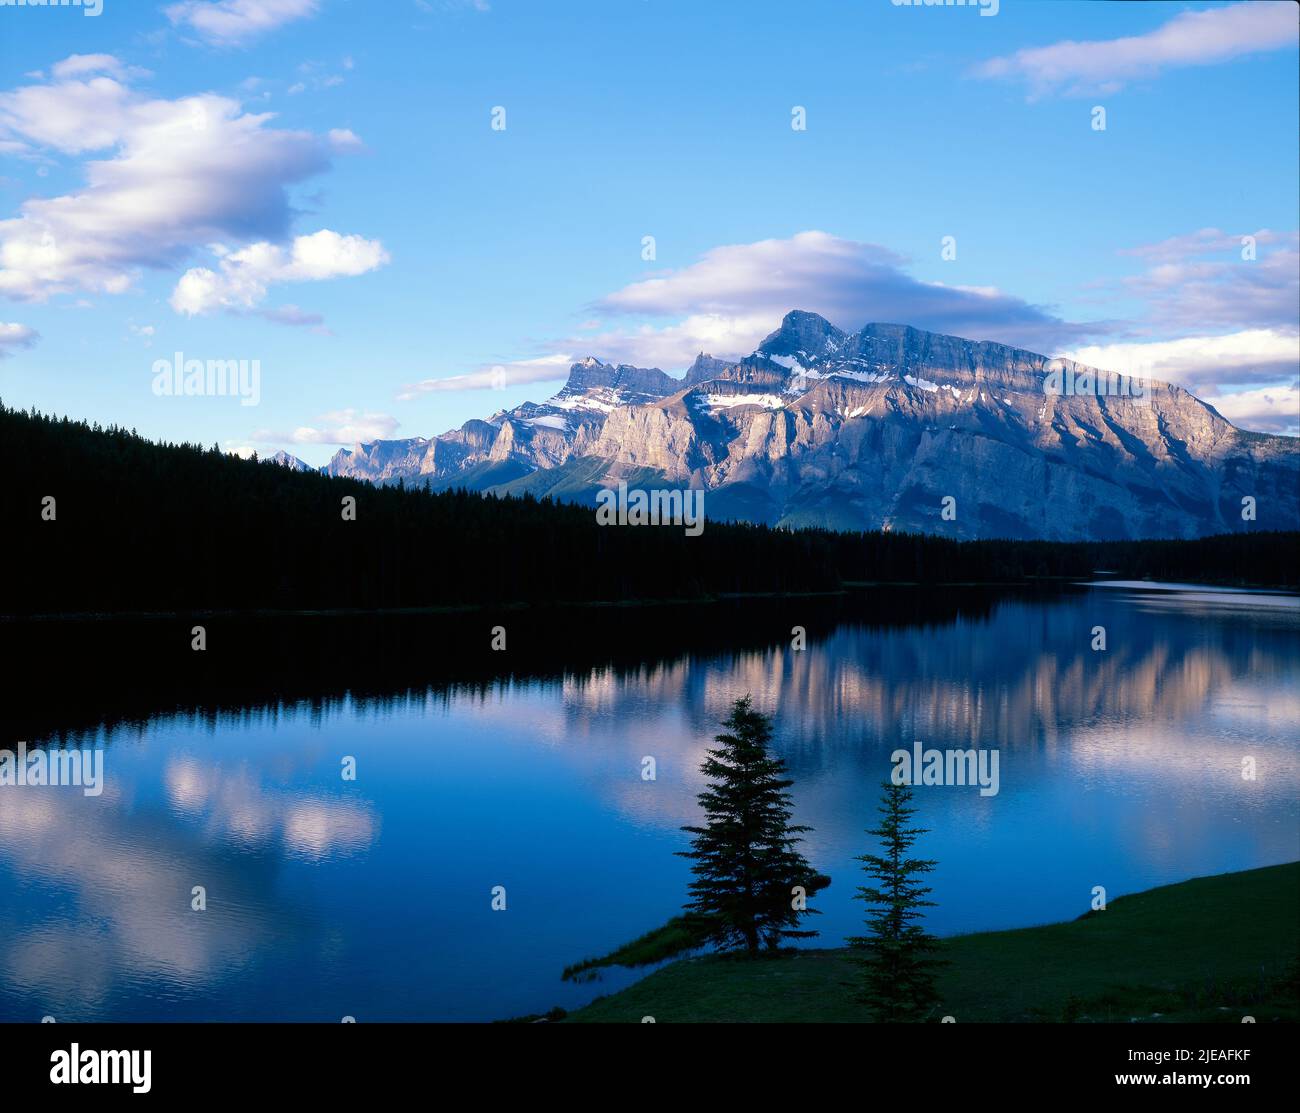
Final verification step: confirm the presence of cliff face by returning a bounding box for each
[322,312,1299,540]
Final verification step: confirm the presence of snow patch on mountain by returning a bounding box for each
[704,393,786,410]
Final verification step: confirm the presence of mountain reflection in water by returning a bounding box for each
[0,584,1295,1021]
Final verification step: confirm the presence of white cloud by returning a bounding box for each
[975,1,1297,97]
[0,60,370,304]
[562,313,780,371]
[0,64,139,155]
[0,320,39,357]
[1120,232,1299,335]
[128,322,156,347]
[50,55,150,83]
[400,232,1108,396]
[394,230,1297,439]
[1202,383,1300,436]
[1118,227,1291,263]
[327,128,362,152]
[397,353,574,399]
[1061,329,1300,395]
[165,0,321,47]
[252,409,400,445]
[287,59,351,96]
[1063,324,1299,436]
[585,230,1095,367]
[596,232,895,318]
[256,303,326,328]
[170,230,389,316]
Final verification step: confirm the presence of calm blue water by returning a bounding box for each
[1,584,1297,1021]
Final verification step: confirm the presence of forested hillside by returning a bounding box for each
[2,401,1295,616]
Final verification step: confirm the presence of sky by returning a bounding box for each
[1,0,1297,466]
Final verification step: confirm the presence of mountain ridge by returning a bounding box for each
[317,311,1298,540]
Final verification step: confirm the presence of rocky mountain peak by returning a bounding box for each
[266,449,315,472]
[305,311,1299,540]
[556,357,680,400]
[756,309,847,360]
[684,353,736,387]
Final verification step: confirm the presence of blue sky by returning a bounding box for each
[1,0,1297,464]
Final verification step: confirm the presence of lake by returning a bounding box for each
[1,583,1296,1021]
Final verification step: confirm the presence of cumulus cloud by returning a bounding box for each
[974,1,1297,97]
[399,231,1109,395]
[0,64,140,156]
[1203,383,1300,436]
[252,409,400,445]
[1062,329,1299,395]
[0,58,370,303]
[0,320,39,357]
[585,230,1099,366]
[170,230,389,316]
[165,0,321,47]
[397,353,574,399]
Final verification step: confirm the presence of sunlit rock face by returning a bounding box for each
[321,312,1300,539]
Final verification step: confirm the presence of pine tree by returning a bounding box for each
[848,780,945,1021]
[678,696,826,955]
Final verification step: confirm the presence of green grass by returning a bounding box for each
[561,915,718,982]
[564,863,1300,1023]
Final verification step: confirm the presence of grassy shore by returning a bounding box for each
[564,863,1299,1023]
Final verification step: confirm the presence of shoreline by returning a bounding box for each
[4,576,1296,624]
[559,862,1300,1024]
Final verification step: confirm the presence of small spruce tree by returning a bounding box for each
[679,696,825,955]
[848,780,945,1020]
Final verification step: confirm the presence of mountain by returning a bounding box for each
[266,450,315,472]
[319,312,1299,540]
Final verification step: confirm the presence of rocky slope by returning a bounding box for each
[318,311,1299,540]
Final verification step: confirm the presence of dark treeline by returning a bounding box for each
[3,401,1296,617]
